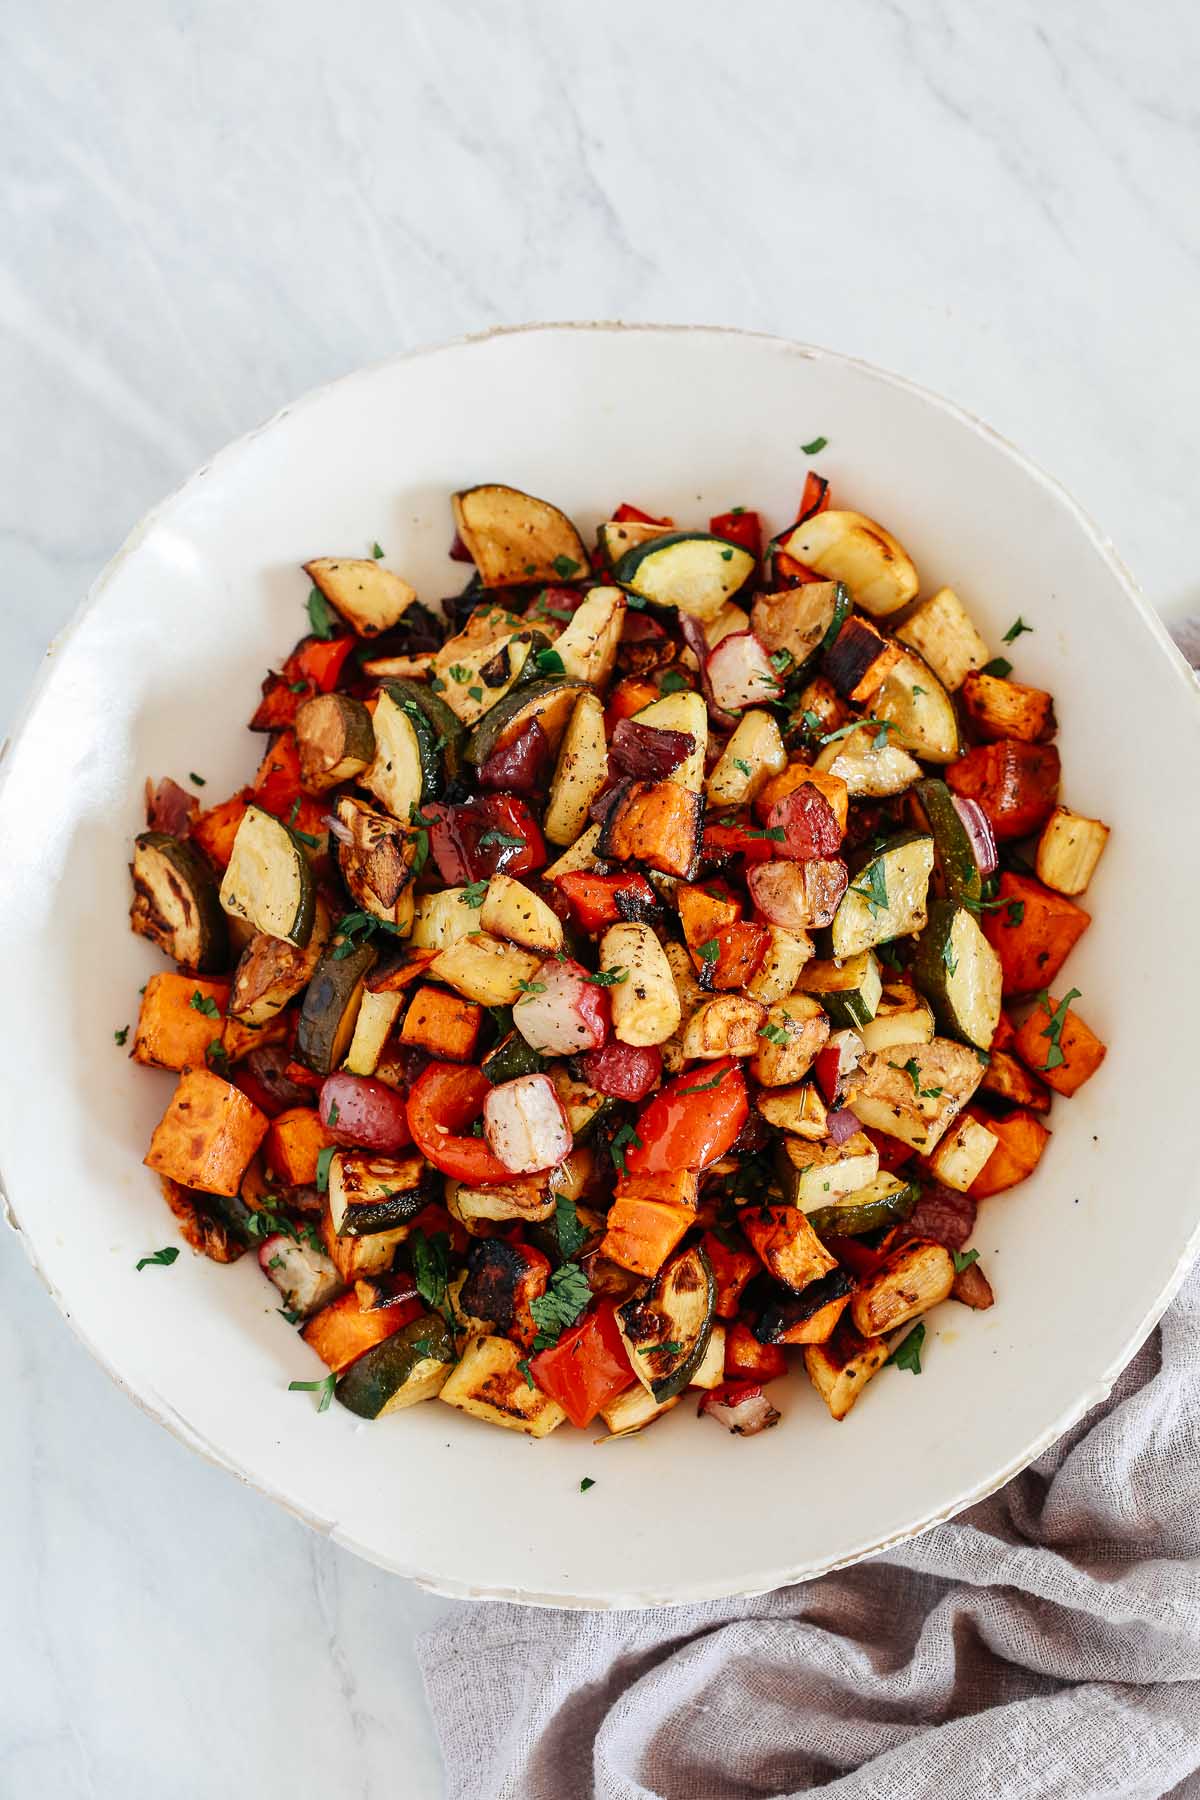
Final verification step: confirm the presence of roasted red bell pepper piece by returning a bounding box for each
[701,814,781,867]
[724,1320,788,1383]
[797,472,830,523]
[613,502,671,525]
[709,509,762,559]
[772,548,826,586]
[625,1059,749,1176]
[251,733,304,816]
[604,675,662,735]
[529,1301,636,1427]
[554,871,659,934]
[523,585,586,627]
[406,1063,511,1184]
[862,1126,915,1174]
[425,794,546,885]
[250,634,358,731]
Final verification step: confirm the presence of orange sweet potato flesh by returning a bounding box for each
[1013,995,1107,1097]
[980,1049,1051,1114]
[602,781,703,879]
[302,1289,424,1372]
[190,791,252,870]
[982,872,1090,996]
[700,1230,761,1318]
[145,1068,269,1197]
[132,974,230,1071]
[969,1108,1050,1198]
[399,984,483,1061]
[773,1291,853,1345]
[616,1170,700,1210]
[264,1106,337,1186]
[600,1198,693,1277]
[946,741,1060,841]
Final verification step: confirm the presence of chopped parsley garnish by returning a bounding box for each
[980,656,1013,679]
[286,797,321,847]
[517,1358,535,1389]
[288,679,310,692]
[758,1021,791,1045]
[609,1123,642,1177]
[696,938,721,963]
[889,1057,943,1101]
[114,1025,130,1047]
[849,860,889,919]
[820,716,897,751]
[188,771,206,786]
[801,435,828,455]
[408,801,434,876]
[534,646,565,676]
[206,1039,230,1075]
[306,586,338,640]
[315,1145,336,1194]
[554,1192,589,1261]
[189,990,220,1018]
[1036,987,1080,1072]
[516,979,547,996]
[331,911,404,958]
[911,685,925,698]
[135,1247,180,1271]
[638,1342,682,1357]
[1002,616,1033,644]
[461,880,489,908]
[769,649,793,674]
[289,1372,337,1412]
[658,669,691,695]
[731,758,753,777]
[277,1307,303,1326]
[952,1248,980,1274]
[586,967,628,987]
[579,1477,596,1493]
[410,1228,452,1320]
[326,1099,340,1127]
[371,541,385,559]
[720,548,734,562]
[468,686,484,703]
[528,1262,592,1349]
[478,829,525,850]
[942,935,958,977]
[887,1322,925,1374]
[552,555,582,579]
[677,1068,730,1094]
[800,708,824,734]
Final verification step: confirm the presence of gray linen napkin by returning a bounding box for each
[418,626,1200,1800]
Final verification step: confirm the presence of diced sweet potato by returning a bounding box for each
[979,1049,1051,1113]
[399,984,483,1061]
[264,1106,338,1186]
[724,1321,788,1382]
[131,973,230,1071]
[969,1107,1051,1197]
[615,1170,700,1210]
[741,1204,837,1293]
[145,1068,269,1198]
[599,1198,693,1277]
[946,741,1060,841]
[1012,994,1107,1097]
[982,872,1090,996]
[600,780,704,879]
[190,790,251,870]
[367,948,441,994]
[301,1288,424,1372]
[769,1290,853,1345]
[221,1011,291,1066]
[700,1230,761,1317]
[960,671,1056,743]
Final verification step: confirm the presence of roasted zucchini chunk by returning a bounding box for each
[296,938,377,1074]
[439,1333,568,1436]
[304,557,418,637]
[776,1131,880,1211]
[618,1244,716,1401]
[751,580,849,674]
[612,531,756,621]
[451,484,589,588]
[911,900,1003,1051]
[294,693,375,792]
[466,676,591,771]
[333,795,415,928]
[826,830,935,959]
[130,831,229,972]
[363,687,442,821]
[328,1150,431,1237]
[871,649,959,765]
[445,1176,556,1232]
[229,900,332,1025]
[805,1172,920,1239]
[858,982,935,1055]
[907,777,984,905]
[847,1037,985,1154]
[219,804,316,948]
[798,950,882,1030]
[336,1313,455,1418]
[814,724,922,798]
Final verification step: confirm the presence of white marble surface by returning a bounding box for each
[1,1,1196,1794]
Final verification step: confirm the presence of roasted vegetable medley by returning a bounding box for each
[126,476,1109,1437]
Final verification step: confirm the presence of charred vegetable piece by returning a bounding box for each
[296,938,377,1075]
[945,741,1060,842]
[336,1313,455,1418]
[618,1244,716,1401]
[130,831,229,972]
[333,795,415,928]
[230,901,331,1025]
[459,1237,551,1348]
[294,693,375,792]
[806,1173,920,1240]
[439,1334,568,1436]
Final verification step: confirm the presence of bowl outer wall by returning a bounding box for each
[1,323,1197,1608]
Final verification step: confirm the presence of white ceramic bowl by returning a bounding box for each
[2,326,1197,1609]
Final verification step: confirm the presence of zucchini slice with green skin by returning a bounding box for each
[481,1031,548,1084]
[386,678,465,785]
[871,647,959,764]
[335,1312,455,1418]
[911,898,1003,1051]
[465,676,591,768]
[799,950,882,1030]
[328,1150,431,1237]
[294,693,375,793]
[130,831,229,972]
[296,937,377,1073]
[219,805,316,948]
[612,532,756,622]
[752,581,849,682]
[618,1244,716,1402]
[362,689,439,821]
[548,1068,614,1142]
[807,1173,920,1240]
[907,777,982,904]
[826,830,935,959]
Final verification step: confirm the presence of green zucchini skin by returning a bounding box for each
[387,679,464,787]
[611,531,756,617]
[464,676,590,768]
[910,778,982,904]
[618,1244,716,1402]
[296,939,378,1074]
[130,831,229,973]
[807,1180,920,1241]
[814,951,882,1030]
[911,898,1003,1050]
[823,829,935,959]
[335,1313,455,1419]
[481,1031,547,1084]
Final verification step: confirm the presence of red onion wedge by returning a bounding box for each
[951,795,998,878]
[826,1106,862,1146]
[609,718,696,781]
[678,614,738,731]
[705,631,782,712]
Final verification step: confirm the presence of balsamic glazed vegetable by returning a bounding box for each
[126,474,1109,1438]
